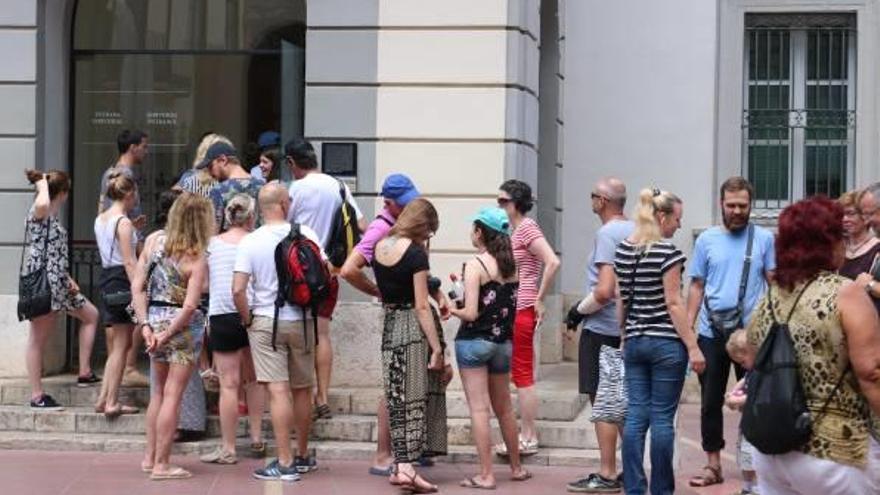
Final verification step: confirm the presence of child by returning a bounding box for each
[725,329,758,495]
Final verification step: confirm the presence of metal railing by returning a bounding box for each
[66,242,105,370]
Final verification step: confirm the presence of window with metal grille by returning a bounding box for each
[743,13,856,210]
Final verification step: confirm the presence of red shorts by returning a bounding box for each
[511,306,537,388]
[316,276,339,319]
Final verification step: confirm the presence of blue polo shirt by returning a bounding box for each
[689,225,776,338]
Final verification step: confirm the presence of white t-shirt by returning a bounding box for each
[208,236,251,316]
[287,173,363,248]
[233,222,325,321]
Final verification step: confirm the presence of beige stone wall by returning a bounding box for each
[305,0,548,385]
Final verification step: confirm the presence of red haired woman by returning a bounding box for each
[746,196,880,494]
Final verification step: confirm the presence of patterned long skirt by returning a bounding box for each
[382,307,448,463]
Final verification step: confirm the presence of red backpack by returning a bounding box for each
[273,223,331,351]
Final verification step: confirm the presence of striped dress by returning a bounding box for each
[613,239,686,340]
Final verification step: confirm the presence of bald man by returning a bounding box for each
[566,177,633,493]
[233,182,324,480]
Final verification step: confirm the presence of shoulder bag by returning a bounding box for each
[704,224,754,343]
[17,216,52,321]
[98,217,133,311]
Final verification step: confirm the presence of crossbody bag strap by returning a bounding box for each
[782,278,816,324]
[702,224,755,315]
[813,364,852,427]
[620,246,646,330]
[736,224,755,312]
[19,213,50,275]
[107,215,124,264]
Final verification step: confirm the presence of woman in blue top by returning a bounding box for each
[450,207,531,489]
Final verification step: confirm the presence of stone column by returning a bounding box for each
[0,0,66,378]
[305,0,542,387]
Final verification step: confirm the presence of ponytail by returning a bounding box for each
[632,187,681,247]
[476,222,516,279]
[25,169,70,200]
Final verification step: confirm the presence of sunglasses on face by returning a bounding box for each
[497,197,511,206]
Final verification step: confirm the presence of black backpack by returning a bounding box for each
[742,279,849,455]
[325,180,361,268]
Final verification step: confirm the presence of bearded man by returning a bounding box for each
[685,177,776,489]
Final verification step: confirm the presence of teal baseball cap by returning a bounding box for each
[473,207,510,234]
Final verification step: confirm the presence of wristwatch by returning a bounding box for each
[866,281,876,295]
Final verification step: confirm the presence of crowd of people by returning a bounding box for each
[17,127,880,494]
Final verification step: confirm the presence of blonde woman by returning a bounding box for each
[372,198,447,493]
[614,188,705,495]
[133,193,212,480]
[200,194,266,464]
[175,133,232,197]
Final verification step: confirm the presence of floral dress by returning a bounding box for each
[22,210,85,312]
[145,236,204,366]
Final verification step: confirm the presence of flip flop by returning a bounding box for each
[368,465,393,477]
[119,405,139,415]
[150,467,192,481]
[511,469,532,482]
[460,477,496,490]
[141,463,153,473]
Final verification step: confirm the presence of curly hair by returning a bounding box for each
[775,196,844,291]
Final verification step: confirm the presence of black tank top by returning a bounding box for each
[455,257,518,343]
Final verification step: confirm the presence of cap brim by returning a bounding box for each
[195,157,212,170]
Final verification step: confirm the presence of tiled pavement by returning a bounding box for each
[0,403,746,495]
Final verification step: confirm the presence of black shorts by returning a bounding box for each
[578,329,621,398]
[209,313,249,352]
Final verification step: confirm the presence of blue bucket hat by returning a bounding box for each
[473,207,510,235]
[381,173,420,206]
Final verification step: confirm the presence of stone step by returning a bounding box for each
[0,430,600,468]
[0,377,587,421]
[0,405,598,449]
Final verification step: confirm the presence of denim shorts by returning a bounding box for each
[455,339,512,374]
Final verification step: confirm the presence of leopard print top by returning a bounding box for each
[747,272,876,467]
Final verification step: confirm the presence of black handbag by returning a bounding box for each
[98,217,132,311]
[17,217,52,321]
[704,224,754,344]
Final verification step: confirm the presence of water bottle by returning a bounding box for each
[448,271,465,309]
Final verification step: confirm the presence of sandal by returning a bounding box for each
[689,465,724,487]
[141,462,153,473]
[511,469,532,482]
[249,441,266,458]
[150,466,192,481]
[312,403,332,420]
[460,476,496,490]
[395,468,438,494]
[104,404,139,418]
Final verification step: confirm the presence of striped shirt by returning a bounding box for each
[207,236,241,316]
[614,239,686,340]
[512,218,545,310]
